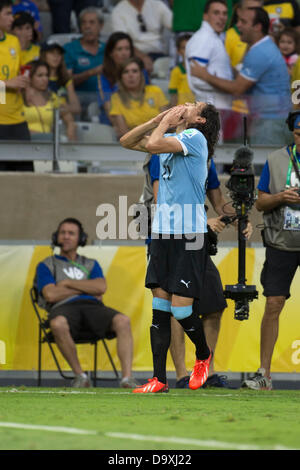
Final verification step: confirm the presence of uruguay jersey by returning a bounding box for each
[152,128,208,235]
[240,36,291,119]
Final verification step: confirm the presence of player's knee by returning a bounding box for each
[265,296,285,317]
[171,305,193,320]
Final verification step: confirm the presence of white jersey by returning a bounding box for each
[185,21,233,110]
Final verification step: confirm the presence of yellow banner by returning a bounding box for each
[0,246,299,373]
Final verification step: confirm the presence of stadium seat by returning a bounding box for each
[30,286,120,387]
[100,12,113,42]
[87,101,100,122]
[152,57,171,79]
[40,12,53,42]
[47,33,81,47]
[151,78,169,97]
[76,122,117,143]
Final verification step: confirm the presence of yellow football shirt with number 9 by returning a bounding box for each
[0,33,25,125]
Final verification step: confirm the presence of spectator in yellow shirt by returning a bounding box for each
[11,11,40,66]
[168,34,195,106]
[0,0,32,170]
[41,43,81,116]
[23,60,76,141]
[110,57,169,138]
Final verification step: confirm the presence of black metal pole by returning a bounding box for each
[238,217,246,285]
[52,108,60,172]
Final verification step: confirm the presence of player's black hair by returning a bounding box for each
[194,104,221,160]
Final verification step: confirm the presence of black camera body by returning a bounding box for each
[225,146,256,217]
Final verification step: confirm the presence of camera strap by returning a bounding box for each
[287,145,300,186]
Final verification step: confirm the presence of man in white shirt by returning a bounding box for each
[188,5,291,144]
[185,0,233,112]
[111,0,172,73]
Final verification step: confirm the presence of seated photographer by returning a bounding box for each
[243,111,300,391]
[35,217,139,388]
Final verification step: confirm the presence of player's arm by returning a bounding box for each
[120,109,172,152]
[145,106,186,154]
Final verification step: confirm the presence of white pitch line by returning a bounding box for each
[0,422,97,436]
[0,389,234,397]
[0,422,295,450]
[106,432,294,451]
[0,389,97,395]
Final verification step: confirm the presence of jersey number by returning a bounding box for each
[1,65,10,80]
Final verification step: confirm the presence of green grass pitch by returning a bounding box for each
[0,387,299,451]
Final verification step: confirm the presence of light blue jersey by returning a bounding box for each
[240,36,291,119]
[152,128,208,235]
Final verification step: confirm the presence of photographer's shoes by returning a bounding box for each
[242,368,272,390]
[71,373,91,388]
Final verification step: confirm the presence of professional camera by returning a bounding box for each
[226,146,256,217]
[223,143,258,321]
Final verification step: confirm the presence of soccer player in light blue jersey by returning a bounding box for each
[121,102,220,392]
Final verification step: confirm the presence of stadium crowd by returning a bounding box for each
[0,0,299,163]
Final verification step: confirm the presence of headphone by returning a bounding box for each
[51,218,88,247]
[286,111,300,132]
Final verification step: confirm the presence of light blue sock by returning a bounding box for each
[152,297,172,313]
[171,305,193,320]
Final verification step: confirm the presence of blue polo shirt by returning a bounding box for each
[64,39,105,92]
[240,36,291,119]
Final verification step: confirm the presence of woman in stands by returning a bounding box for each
[41,43,81,116]
[97,32,150,125]
[109,57,168,138]
[11,11,40,65]
[23,60,76,141]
